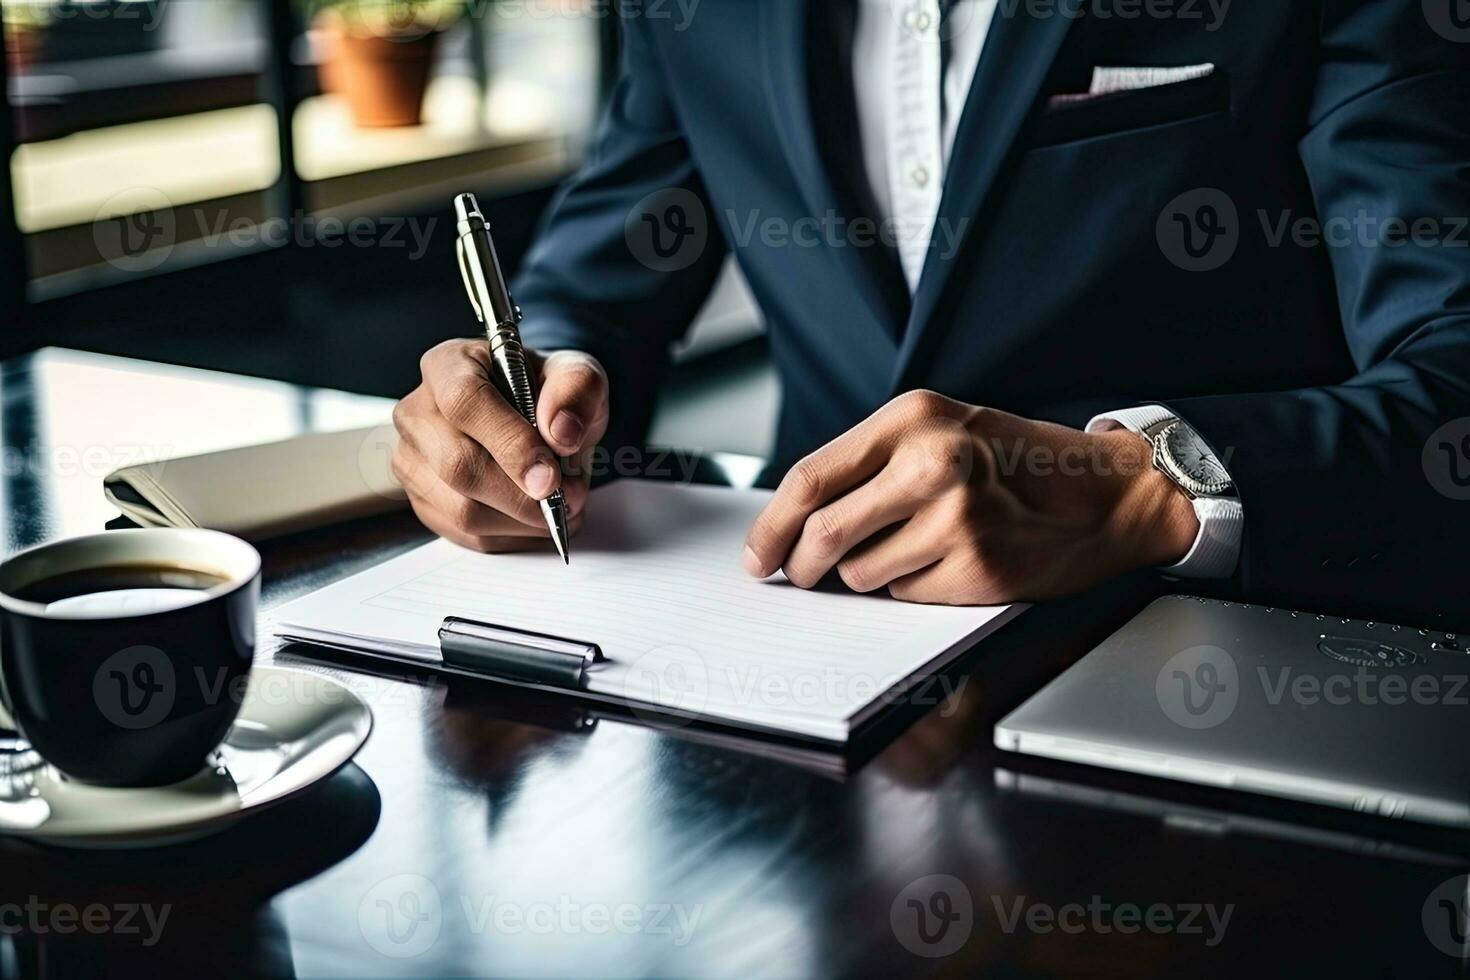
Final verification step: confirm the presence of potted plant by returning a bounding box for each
[305,0,463,128]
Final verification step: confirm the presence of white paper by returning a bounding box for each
[271,482,1022,742]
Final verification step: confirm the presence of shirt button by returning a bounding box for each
[904,8,933,32]
[910,166,930,188]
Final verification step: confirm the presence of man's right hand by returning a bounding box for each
[391,339,610,552]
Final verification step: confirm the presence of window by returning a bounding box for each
[2,0,605,297]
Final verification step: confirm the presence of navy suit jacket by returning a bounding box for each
[515,0,1470,622]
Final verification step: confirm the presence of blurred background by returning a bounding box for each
[0,0,775,456]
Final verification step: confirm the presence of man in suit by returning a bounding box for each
[391,0,1470,618]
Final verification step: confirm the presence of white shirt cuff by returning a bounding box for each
[1086,407,1243,580]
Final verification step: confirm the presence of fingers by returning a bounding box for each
[536,351,610,456]
[743,424,898,578]
[779,465,925,588]
[743,390,963,578]
[392,441,554,539]
[835,519,948,594]
[409,495,584,555]
[420,340,560,500]
[888,557,991,606]
[393,393,544,528]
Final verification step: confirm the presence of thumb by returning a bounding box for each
[535,350,610,456]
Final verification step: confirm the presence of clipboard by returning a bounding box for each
[437,617,603,689]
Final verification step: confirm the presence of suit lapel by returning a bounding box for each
[894,2,1080,390]
[761,0,906,344]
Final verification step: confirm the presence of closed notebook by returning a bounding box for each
[104,425,407,542]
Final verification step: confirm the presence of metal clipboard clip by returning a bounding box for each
[438,617,604,689]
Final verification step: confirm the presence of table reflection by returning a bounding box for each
[0,763,380,978]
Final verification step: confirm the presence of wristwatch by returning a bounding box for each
[1086,404,1243,579]
[1143,417,1235,499]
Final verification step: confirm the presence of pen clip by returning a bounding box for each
[455,235,485,324]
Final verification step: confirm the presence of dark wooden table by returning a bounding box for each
[0,349,1465,978]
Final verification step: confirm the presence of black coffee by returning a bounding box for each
[15,563,230,617]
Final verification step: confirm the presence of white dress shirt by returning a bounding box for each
[850,0,1242,578]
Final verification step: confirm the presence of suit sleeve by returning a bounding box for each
[513,19,728,448]
[1162,0,1470,620]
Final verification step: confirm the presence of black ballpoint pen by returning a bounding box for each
[453,192,571,564]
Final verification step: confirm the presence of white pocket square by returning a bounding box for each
[1088,63,1215,95]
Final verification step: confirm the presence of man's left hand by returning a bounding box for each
[741,391,1200,605]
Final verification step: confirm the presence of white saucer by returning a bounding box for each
[0,665,372,848]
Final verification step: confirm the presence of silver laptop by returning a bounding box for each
[995,595,1470,828]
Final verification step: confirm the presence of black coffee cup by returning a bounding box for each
[0,529,260,787]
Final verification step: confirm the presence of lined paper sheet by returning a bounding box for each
[271,482,1022,742]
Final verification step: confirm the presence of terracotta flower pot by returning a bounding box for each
[5,26,41,75]
[329,27,441,128]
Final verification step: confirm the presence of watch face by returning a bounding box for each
[1164,423,1233,495]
